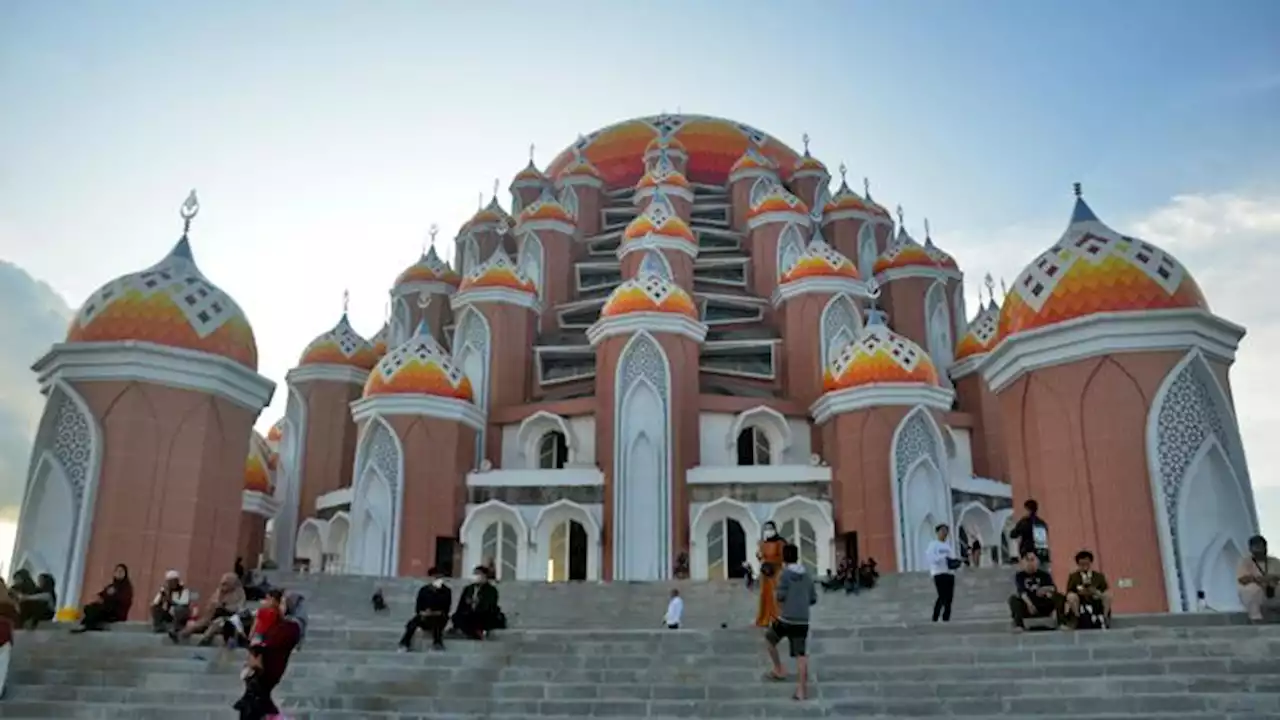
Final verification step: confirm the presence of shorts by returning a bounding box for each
[765,620,809,657]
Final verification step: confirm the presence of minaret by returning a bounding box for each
[821,165,895,280]
[746,182,811,307]
[458,183,516,264]
[510,143,550,215]
[555,144,605,239]
[634,148,694,219]
[811,311,955,572]
[727,147,779,232]
[14,191,274,608]
[514,185,577,334]
[588,265,707,580]
[618,188,699,290]
[949,274,1006,481]
[981,185,1253,613]
[390,225,460,346]
[787,133,831,213]
[348,320,483,577]
[643,134,689,176]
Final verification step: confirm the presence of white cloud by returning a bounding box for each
[946,189,1280,541]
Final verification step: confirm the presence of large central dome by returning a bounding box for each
[546,114,802,189]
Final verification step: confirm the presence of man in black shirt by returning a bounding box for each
[1009,499,1051,571]
[1009,550,1063,631]
[398,567,452,652]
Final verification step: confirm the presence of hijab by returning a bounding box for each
[107,564,134,613]
[212,572,246,608]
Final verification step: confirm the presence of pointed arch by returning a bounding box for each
[518,231,545,298]
[690,496,760,580]
[347,416,403,575]
[460,234,480,276]
[857,222,878,281]
[819,293,863,369]
[558,185,579,220]
[613,331,673,580]
[391,296,413,346]
[516,410,577,468]
[272,385,307,568]
[889,406,949,571]
[952,284,968,337]
[749,176,774,208]
[925,281,954,383]
[295,518,326,573]
[1147,348,1254,611]
[461,499,530,580]
[777,223,805,277]
[533,498,601,581]
[769,495,833,576]
[453,307,492,468]
[812,183,832,216]
[326,511,351,574]
[510,190,524,216]
[639,250,673,280]
[726,405,792,465]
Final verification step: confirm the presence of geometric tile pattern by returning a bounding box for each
[729,147,777,177]
[458,248,537,295]
[517,189,576,228]
[823,325,940,392]
[622,191,697,245]
[601,273,699,319]
[636,150,690,192]
[298,313,379,370]
[954,303,1000,360]
[780,230,860,283]
[644,135,687,160]
[873,229,943,275]
[747,185,810,222]
[244,430,274,494]
[364,321,474,401]
[395,246,461,287]
[544,114,802,188]
[999,198,1208,339]
[66,238,259,369]
[822,178,875,216]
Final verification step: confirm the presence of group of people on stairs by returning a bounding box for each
[396,564,506,651]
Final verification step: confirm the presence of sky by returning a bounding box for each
[1,0,1279,546]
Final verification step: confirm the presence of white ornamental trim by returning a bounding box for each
[948,353,989,381]
[617,234,700,260]
[33,341,276,412]
[633,185,695,205]
[450,286,542,313]
[811,384,955,424]
[286,364,370,386]
[516,217,576,235]
[728,167,778,184]
[586,312,708,346]
[392,280,456,298]
[242,490,280,518]
[875,265,963,284]
[350,394,486,431]
[747,209,811,231]
[557,175,604,190]
[981,309,1245,394]
[823,208,887,225]
[771,276,875,306]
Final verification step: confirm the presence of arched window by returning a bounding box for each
[480,521,519,580]
[706,516,748,580]
[777,517,818,574]
[538,431,569,470]
[857,223,878,281]
[547,518,588,581]
[736,427,771,466]
[749,177,774,207]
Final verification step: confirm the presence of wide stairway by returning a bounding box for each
[3,569,1278,719]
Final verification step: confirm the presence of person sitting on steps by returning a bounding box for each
[150,570,192,635]
[1064,550,1111,629]
[399,567,451,652]
[72,564,133,633]
[1239,534,1280,623]
[15,573,56,630]
[450,566,503,639]
[763,543,818,702]
[1009,550,1063,631]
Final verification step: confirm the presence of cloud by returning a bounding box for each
[0,262,73,519]
[948,188,1280,538]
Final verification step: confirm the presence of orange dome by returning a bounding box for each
[556,149,604,185]
[622,191,696,245]
[370,322,389,358]
[955,302,1000,360]
[644,135,687,159]
[517,187,575,227]
[790,152,829,180]
[458,248,537,294]
[636,149,691,192]
[245,431,273,494]
[545,114,802,188]
[67,236,259,370]
[823,174,877,219]
[999,192,1208,339]
[823,323,940,392]
[395,246,461,287]
[364,320,474,401]
[601,273,699,319]
[464,197,514,231]
[781,232,860,284]
[922,228,959,270]
[747,184,810,224]
[511,159,547,188]
[729,147,778,179]
[298,314,379,370]
[873,229,942,275]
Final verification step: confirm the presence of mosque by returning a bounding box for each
[10,114,1260,615]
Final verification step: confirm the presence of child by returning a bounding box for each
[663,588,683,630]
[249,590,285,647]
[234,590,285,719]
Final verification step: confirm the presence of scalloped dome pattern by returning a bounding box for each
[823,327,940,392]
[464,198,513,231]
[873,231,941,275]
[458,250,537,294]
[748,185,809,221]
[636,150,691,192]
[955,304,1000,360]
[780,235,860,284]
[729,147,777,177]
[517,192,576,226]
[600,274,699,319]
[66,238,259,369]
[245,431,273,494]
[622,193,696,245]
[298,314,379,369]
[395,246,461,287]
[364,324,474,401]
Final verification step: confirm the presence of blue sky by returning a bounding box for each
[1,0,1279,537]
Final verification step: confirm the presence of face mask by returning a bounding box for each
[472,575,484,583]
[764,528,777,538]
[432,578,445,588]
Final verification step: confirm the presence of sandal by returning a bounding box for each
[763,671,787,682]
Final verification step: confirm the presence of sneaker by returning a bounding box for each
[431,643,445,652]
[397,645,410,653]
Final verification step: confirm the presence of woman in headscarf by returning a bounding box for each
[755,521,786,627]
[72,564,133,633]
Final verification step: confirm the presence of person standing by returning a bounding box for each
[663,588,683,629]
[1009,499,1051,572]
[755,521,786,627]
[399,568,452,651]
[926,524,959,622]
[763,543,818,701]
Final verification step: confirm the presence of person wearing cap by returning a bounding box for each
[150,570,192,634]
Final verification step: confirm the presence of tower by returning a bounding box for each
[389,228,460,346]
[514,186,577,334]
[618,189,698,290]
[240,430,277,569]
[727,147,779,231]
[746,183,811,308]
[787,133,830,215]
[821,166,894,280]
[554,147,605,240]
[347,320,482,577]
[949,284,1005,481]
[981,186,1253,613]
[13,192,274,607]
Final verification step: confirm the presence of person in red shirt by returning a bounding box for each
[234,591,303,720]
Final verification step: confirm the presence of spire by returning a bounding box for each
[428,223,439,250]
[802,132,811,156]
[342,289,350,318]
[1069,180,1099,224]
[171,189,199,261]
[492,178,499,204]
[838,162,848,188]
[412,317,432,338]
[864,177,873,201]
[865,297,890,330]
[896,204,905,228]
[529,143,536,164]
[983,273,995,308]
[923,217,932,242]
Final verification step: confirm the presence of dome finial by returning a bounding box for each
[838,162,848,186]
[983,272,995,306]
[1073,181,1083,198]
[342,289,350,317]
[492,178,499,203]
[428,223,439,249]
[923,217,931,240]
[478,191,483,210]
[1000,277,1008,300]
[896,204,905,227]
[802,132,811,156]
[864,177,873,201]
[529,143,536,164]
[179,189,200,237]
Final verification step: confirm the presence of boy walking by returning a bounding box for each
[764,544,818,701]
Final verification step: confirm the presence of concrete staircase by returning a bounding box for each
[1,570,1277,719]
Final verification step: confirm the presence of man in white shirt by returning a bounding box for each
[664,588,683,629]
[926,524,958,622]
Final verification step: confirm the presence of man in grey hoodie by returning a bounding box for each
[764,543,818,700]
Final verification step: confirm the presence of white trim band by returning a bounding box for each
[242,490,281,518]
[747,210,811,231]
[617,235,699,260]
[286,364,370,387]
[948,353,988,381]
[350,394,486,431]
[811,383,955,424]
[516,218,577,235]
[450,287,542,313]
[771,276,876,306]
[587,313,708,346]
[633,185,695,205]
[875,265,964,284]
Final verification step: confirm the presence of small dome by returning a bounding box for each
[644,135,687,160]
[955,301,1000,360]
[747,184,810,223]
[370,322,390,358]
[458,247,537,294]
[921,222,959,270]
[67,234,259,370]
[789,135,829,180]
[556,150,604,185]
[1000,188,1208,339]
[394,245,461,288]
[245,431,273,494]
[823,318,940,392]
[517,185,576,227]
[622,190,697,245]
[364,320,473,401]
[873,226,943,275]
[823,169,878,219]
[636,150,691,193]
[464,197,514,231]
[780,228,860,284]
[729,147,778,178]
[601,272,699,319]
[510,159,548,189]
[298,313,379,370]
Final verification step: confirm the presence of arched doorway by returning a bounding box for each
[777,517,818,575]
[706,517,748,580]
[547,518,588,582]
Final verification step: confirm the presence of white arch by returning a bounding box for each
[820,293,863,368]
[690,497,761,580]
[1174,439,1251,611]
[925,281,954,384]
[901,455,950,571]
[532,499,601,581]
[777,223,805,277]
[326,512,350,574]
[1146,348,1255,611]
[558,184,579,219]
[749,176,774,207]
[954,501,999,564]
[639,249,673,280]
[613,330,673,580]
[516,411,577,468]
[857,223,878,281]
[518,231,545,298]
[346,415,404,575]
[726,405,792,466]
[1194,531,1246,611]
[273,385,307,568]
[460,234,480,276]
[461,499,530,580]
[768,496,833,575]
[889,406,950,572]
[453,307,492,469]
[952,284,968,337]
[295,518,325,573]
